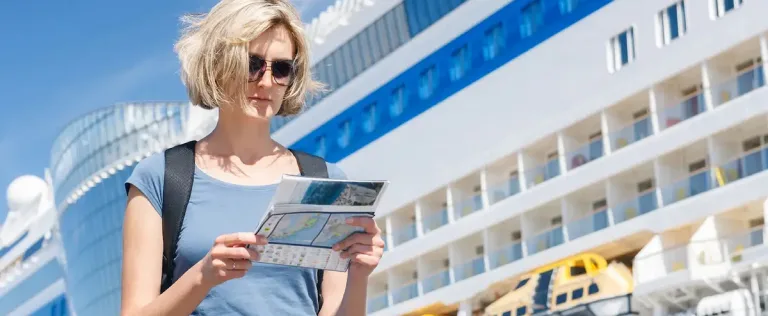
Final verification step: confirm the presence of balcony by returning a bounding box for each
[562,113,604,171]
[608,163,659,224]
[453,255,486,282]
[391,205,418,246]
[488,241,523,270]
[367,292,389,314]
[392,281,419,304]
[450,233,486,282]
[523,201,565,255]
[656,140,711,207]
[521,134,561,189]
[421,269,451,294]
[563,182,610,241]
[418,189,451,235]
[708,37,765,108]
[487,217,524,269]
[605,91,655,152]
[656,65,706,130]
[451,173,484,220]
[486,155,522,204]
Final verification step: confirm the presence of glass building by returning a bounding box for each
[49,102,217,315]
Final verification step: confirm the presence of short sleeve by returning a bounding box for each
[125,151,165,216]
[325,162,347,180]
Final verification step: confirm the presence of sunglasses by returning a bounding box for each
[248,55,295,86]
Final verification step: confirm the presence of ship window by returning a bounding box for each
[608,26,636,73]
[588,283,599,294]
[570,265,586,277]
[516,306,527,316]
[657,1,687,46]
[515,278,529,289]
[502,312,511,316]
[555,293,567,304]
[572,288,584,299]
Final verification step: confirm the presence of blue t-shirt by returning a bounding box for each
[125,151,347,315]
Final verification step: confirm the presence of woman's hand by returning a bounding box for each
[332,217,385,278]
[196,232,267,289]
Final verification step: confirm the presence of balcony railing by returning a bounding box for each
[454,193,484,219]
[422,209,449,233]
[526,226,564,255]
[660,168,713,206]
[714,145,768,187]
[566,209,609,241]
[525,160,560,188]
[367,292,389,314]
[610,116,652,151]
[611,190,658,224]
[489,242,523,269]
[453,255,486,282]
[489,176,521,204]
[392,282,418,304]
[421,269,450,293]
[566,138,604,170]
[633,244,689,285]
[725,226,765,263]
[662,91,706,129]
[394,223,417,246]
[711,63,766,107]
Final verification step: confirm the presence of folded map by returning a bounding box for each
[250,175,389,271]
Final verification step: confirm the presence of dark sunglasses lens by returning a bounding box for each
[272,61,294,83]
[249,56,266,81]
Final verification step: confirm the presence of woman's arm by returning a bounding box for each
[120,186,265,316]
[120,186,212,316]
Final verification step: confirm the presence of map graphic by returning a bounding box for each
[312,214,366,247]
[269,213,329,245]
[299,181,383,206]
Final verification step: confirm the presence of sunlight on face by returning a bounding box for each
[244,25,295,119]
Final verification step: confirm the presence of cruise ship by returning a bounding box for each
[272,0,768,315]
[4,0,768,315]
[0,173,70,315]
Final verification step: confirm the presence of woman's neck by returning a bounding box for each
[202,109,279,165]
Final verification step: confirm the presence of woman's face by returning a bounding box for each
[243,24,295,120]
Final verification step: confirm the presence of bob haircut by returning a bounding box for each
[174,0,321,115]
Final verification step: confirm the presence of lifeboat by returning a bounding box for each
[484,253,637,316]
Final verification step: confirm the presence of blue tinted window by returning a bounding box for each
[556,293,567,304]
[363,103,378,133]
[588,283,599,294]
[418,66,437,99]
[483,23,504,61]
[520,0,543,38]
[390,85,406,117]
[315,135,327,157]
[450,44,471,81]
[337,120,353,148]
[516,306,527,316]
[572,288,584,299]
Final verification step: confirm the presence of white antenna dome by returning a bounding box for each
[6,175,48,212]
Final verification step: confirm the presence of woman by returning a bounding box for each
[120,1,385,315]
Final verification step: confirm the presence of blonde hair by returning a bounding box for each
[174,0,321,115]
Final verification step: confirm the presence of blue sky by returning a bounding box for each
[0,0,334,224]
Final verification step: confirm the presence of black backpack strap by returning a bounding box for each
[289,149,328,314]
[160,140,197,293]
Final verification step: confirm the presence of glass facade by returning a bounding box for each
[270,0,467,133]
[50,102,202,316]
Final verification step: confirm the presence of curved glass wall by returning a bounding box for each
[51,102,201,316]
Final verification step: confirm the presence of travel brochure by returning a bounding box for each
[250,175,389,271]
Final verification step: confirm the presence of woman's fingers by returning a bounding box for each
[332,232,385,252]
[340,244,382,259]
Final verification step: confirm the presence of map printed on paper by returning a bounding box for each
[251,175,388,271]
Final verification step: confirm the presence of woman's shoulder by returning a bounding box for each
[125,150,166,215]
